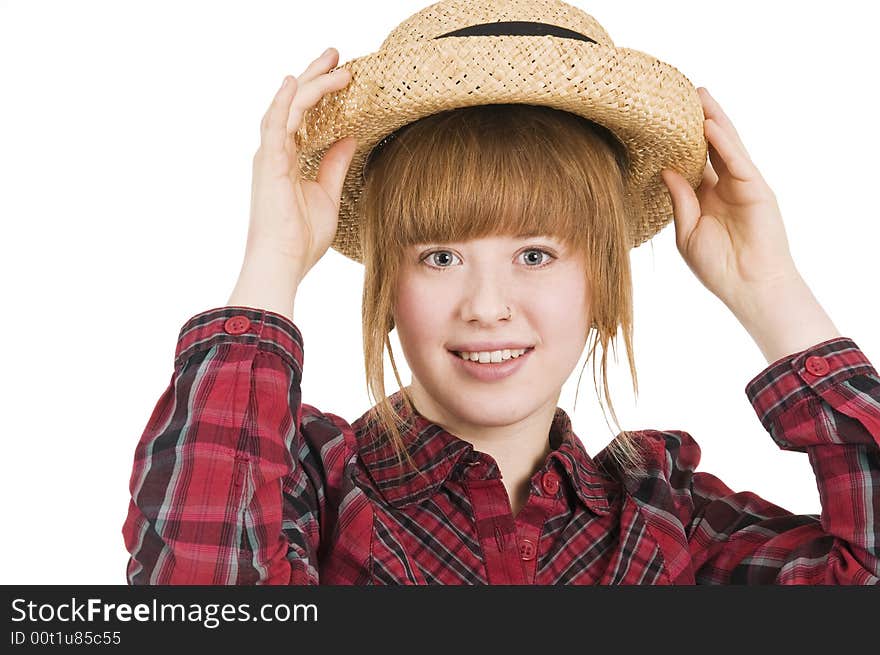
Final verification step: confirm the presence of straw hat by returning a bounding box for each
[293,0,707,263]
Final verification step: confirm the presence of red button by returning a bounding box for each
[519,538,536,561]
[519,539,537,560]
[805,355,830,376]
[541,471,560,495]
[224,315,251,335]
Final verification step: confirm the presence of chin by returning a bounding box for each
[442,392,534,426]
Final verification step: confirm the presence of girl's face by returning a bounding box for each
[393,234,592,430]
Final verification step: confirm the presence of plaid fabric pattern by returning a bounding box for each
[123,306,880,584]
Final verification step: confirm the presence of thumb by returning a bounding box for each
[660,168,701,255]
[316,136,359,208]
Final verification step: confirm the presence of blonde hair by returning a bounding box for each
[358,103,648,482]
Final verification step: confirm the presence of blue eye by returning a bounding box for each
[419,248,556,270]
[423,250,461,268]
[519,249,554,267]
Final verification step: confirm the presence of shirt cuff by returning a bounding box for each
[173,305,304,375]
[745,336,880,451]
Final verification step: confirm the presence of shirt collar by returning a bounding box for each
[352,390,614,516]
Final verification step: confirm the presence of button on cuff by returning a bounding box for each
[805,355,830,377]
[224,315,252,335]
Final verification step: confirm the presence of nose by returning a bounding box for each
[458,272,513,325]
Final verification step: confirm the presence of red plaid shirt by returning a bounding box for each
[122,306,880,584]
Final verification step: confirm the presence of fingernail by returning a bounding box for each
[322,47,334,57]
[281,76,291,89]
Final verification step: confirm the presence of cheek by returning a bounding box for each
[534,274,589,316]
[530,276,591,341]
[393,277,446,351]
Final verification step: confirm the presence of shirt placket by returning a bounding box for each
[465,460,563,584]
[516,471,562,582]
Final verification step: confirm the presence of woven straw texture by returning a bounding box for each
[293,0,707,263]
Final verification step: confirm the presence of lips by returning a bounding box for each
[448,346,534,382]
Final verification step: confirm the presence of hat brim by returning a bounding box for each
[294,35,707,262]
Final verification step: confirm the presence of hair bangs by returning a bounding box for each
[362,103,629,258]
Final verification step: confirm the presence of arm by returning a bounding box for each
[682,337,880,584]
[121,305,324,584]
[657,86,879,584]
[126,50,360,583]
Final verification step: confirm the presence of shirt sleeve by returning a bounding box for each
[679,336,880,584]
[121,305,328,585]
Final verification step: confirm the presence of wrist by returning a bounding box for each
[731,275,842,364]
[227,249,304,323]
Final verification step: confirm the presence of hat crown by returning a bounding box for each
[379,0,614,51]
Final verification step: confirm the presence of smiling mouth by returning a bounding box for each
[448,346,535,361]
[446,346,535,382]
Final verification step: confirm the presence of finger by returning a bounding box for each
[697,87,752,160]
[705,121,729,181]
[285,67,352,134]
[297,47,341,85]
[315,136,359,208]
[705,118,756,182]
[259,46,339,141]
[661,168,702,255]
[260,75,299,150]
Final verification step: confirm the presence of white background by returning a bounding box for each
[1,0,878,584]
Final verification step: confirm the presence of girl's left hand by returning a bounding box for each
[660,87,801,317]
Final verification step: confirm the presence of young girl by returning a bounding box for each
[122,0,880,584]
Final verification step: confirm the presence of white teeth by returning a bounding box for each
[456,348,528,362]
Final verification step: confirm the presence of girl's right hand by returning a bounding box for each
[247,47,357,285]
